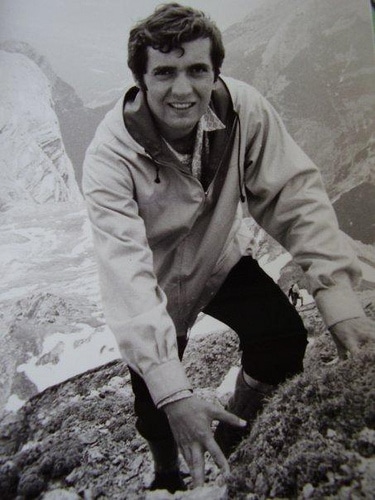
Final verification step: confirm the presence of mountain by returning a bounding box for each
[0,49,119,413]
[0,40,83,113]
[0,41,114,189]
[0,50,81,209]
[222,0,375,241]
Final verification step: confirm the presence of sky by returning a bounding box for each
[0,0,265,106]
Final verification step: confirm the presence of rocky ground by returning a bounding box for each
[0,283,374,500]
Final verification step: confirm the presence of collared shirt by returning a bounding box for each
[163,106,226,181]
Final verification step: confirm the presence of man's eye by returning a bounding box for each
[154,68,174,78]
[190,66,209,75]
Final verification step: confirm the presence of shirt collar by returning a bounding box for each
[201,106,226,132]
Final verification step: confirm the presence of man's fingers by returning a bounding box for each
[210,404,247,428]
[183,439,230,488]
[190,444,205,488]
[206,437,230,478]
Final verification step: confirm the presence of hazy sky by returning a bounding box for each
[0,0,265,106]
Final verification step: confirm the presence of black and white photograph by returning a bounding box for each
[1,1,375,498]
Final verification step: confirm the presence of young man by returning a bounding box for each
[83,3,375,493]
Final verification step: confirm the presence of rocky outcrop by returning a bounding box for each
[228,350,375,499]
[0,50,82,210]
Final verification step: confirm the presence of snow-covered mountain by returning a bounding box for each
[0,50,117,414]
[0,50,81,209]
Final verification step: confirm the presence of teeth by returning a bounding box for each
[170,103,193,109]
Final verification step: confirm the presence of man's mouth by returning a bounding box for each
[168,102,195,110]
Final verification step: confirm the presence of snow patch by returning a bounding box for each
[216,366,240,399]
[17,324,120,392]
[5,394,26,413]
[258,252,292,281]
[190,314,229,339]
[361,261,375,281]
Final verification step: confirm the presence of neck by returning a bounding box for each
[164,129,196,154]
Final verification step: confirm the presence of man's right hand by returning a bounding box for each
[163,395,247,488]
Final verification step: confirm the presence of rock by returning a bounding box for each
[183,485,227,499]
[0,412,27,455]
[302,483,315,498]
[0,460,19,499]
[356,428,375,458]
[144,485,228,499]
[17,468,46,497]
[42,488,81,499]
[78,431,99,445]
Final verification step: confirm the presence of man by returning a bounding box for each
[83,3,375,493]
[288,283,304,307]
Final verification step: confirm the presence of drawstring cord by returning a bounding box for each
[236,115,246,203]
[154,164,161,183]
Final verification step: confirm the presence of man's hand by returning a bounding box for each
[163,395,246,488]
[329,317,375,359]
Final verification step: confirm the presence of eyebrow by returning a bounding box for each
[152,63,211,73]
[190,63,211,70]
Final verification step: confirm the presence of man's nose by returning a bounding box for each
[171,72,192,96]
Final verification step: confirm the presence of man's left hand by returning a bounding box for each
[329,317,375,359]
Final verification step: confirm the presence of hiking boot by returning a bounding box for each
[147,437,186,492]
[215,369,275,457]
[149,470,187,493]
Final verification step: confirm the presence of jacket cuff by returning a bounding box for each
[157,390,193,409]
[142,359,192,407]
[314,284,365,328]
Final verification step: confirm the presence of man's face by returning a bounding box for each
[142,38,216,142]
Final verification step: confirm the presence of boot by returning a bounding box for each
[214,368,275,457]
[147,438,187,493]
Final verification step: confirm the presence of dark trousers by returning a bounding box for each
[129,256,308,442]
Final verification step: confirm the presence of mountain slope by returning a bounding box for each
[222,0,375,202]
[0,50,81,209]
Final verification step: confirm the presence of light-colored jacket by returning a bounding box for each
[83,76,364,406]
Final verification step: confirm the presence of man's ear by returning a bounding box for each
[132,74,147,91]
[135,78,147,92]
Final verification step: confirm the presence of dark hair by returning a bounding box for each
[128,3,225,85]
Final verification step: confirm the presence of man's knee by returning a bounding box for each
[241,331,308,386]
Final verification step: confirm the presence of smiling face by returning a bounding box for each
[142,38,216,142]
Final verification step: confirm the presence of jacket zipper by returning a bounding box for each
[148,113,239,199]
[203,113,239,197]
[150,157,207,198]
